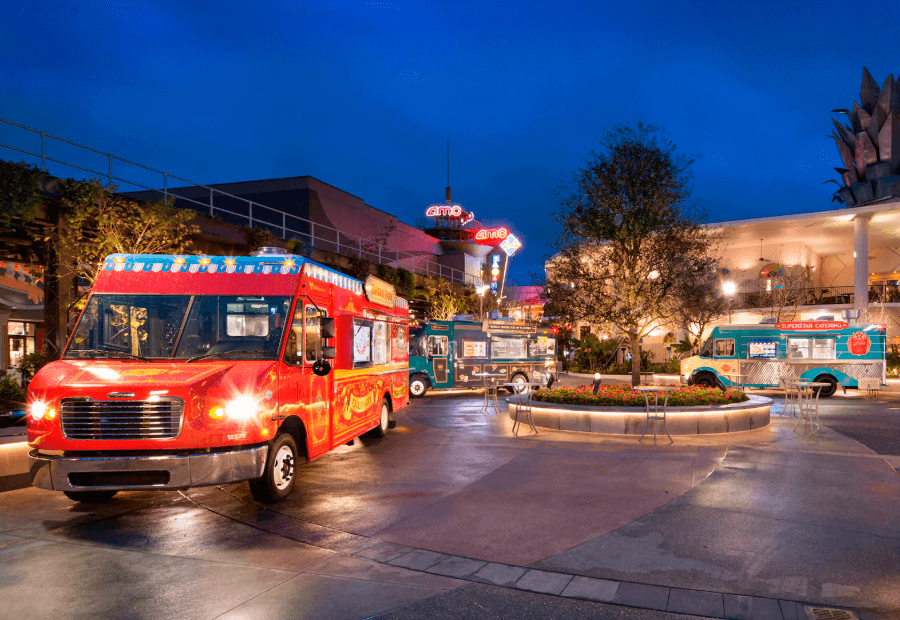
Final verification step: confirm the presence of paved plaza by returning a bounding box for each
[1,379,899,620]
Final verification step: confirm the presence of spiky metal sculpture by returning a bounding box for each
[829,68,900,207]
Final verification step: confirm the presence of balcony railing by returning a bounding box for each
[732,284,900,310]
[0,117,481,287]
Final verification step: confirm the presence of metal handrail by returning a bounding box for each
[0,117,481,287]
[732,284,900,310]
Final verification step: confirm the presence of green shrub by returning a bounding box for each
[0,375,26,405]
[532,384,748,407]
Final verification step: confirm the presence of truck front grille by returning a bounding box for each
[60,397,184,440]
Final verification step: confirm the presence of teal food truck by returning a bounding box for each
[408,319,558,397]
[680,320,886,397]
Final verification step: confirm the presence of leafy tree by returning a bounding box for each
[421,277,472,320]
[543,123,718,386]
[58,179,199,286]
[0,160,45,233]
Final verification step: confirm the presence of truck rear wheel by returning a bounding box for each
[507,373,528,393]
[409,374,428,398]
[63,491,117,503]
[813,374,838,398]
[249,433,298,503]
[363,399,391,439]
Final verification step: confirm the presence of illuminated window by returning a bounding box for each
[7,321,36,368]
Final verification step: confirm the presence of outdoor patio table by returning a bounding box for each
[635,386,679,445]
[722,373,750,391]
[793,381,829,432]
[474,372,507,414]
[502,381,543,435]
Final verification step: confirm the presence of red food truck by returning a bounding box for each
[27,250,410,503]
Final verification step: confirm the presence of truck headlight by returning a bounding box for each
[30,401,55,421]
[225,397,258,420]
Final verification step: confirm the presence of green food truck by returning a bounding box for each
[408,319,558,397]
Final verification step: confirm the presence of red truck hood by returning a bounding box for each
[30,359,274,398]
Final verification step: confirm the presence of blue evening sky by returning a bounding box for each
[2,1,899,283]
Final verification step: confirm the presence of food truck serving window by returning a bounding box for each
[788,338,836,359]
[491,336,527,359]
[354,319,373,366]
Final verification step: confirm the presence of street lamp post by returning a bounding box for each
[723,281,736,324]
[476,285,490,321]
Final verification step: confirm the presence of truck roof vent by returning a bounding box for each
[250,246,289,257]
[452,314,474,321]
[815,315,835,321]
[759,317,777,324]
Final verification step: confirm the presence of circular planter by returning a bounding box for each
[507,394,772,435]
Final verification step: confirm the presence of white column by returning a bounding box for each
[854,214,871,320]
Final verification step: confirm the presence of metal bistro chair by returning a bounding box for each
[511,385,538,435]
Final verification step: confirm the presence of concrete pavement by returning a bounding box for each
[0,385,898,620]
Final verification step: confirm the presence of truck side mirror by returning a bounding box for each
[321,346,336,360]
[321,318,335,340]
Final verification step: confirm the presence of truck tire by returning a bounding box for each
[363,399,391,439]
[813,374,838,398]
[409,374,428,398]
[63,490,117,503]
[694,372,719,389]
[249,433,298,503]
[507,373,528,393]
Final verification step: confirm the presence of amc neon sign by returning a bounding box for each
[425,204,475,225]
[474,227,509,243]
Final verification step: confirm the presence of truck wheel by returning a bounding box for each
[507,373,528,393]
[63,491,117,503]
[249,433,298,503]
[694,373,719,389]
[813,374,838,398]
[363,399,391,439]
[409,375,428,398]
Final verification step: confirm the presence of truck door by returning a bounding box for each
[426,333,453,388]
[304,304,333,455]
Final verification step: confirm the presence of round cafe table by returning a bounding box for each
[635,386,679,445]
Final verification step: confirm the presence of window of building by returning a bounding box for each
[8,321,36,368]
[715,339,735,357]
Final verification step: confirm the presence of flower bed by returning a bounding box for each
[532,384,749,407]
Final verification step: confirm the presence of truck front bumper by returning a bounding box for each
[29,445,268,492]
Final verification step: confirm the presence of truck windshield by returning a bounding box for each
[66,294,292,360]
[409,326,426,356]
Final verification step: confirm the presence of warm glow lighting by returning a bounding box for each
[225,397,258,420]
[209,407,225,419]
[284,260,294,266]
[30,401,55,421]
[225,259,236,265]
[200,258,211,265]
[113,257,126,263]
[174,258,186,264]
[722,281,736,296]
